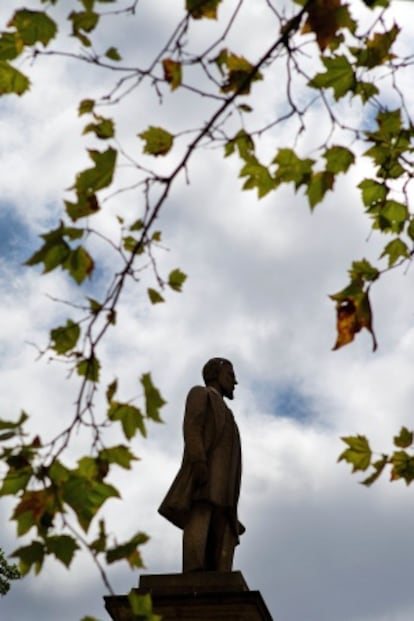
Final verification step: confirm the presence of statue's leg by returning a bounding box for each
[182,501,212,572]
[208,508,237,571]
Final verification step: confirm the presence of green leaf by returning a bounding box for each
[358,178,387,207]
[12,488,57,536]
[324,146,355,174]
[0,411,28,431]
[11,541,44,576]
[348,259,379,283]
[25,223,83,273]
[83,117,115,139]
[361,455,388,486]
[225,129,255,160]
[65,194,100,221]
[306,171,334,208]
[338,435,372,471]
[46,535,79,568]
[168,268,187,292]
[162,58,182,90]
[219,52,262,95]
[272,148,314,190]
[139,127,174,156]
[186,0,222,19]
[0,61,30,96]
[380,238,409,267]
[141,373,166,423]
[73,147,117,195]
[308,55,355,100]
[90,519,107,554]
[0,33,24,61]
[108,403,147,440]
[105,46,122,61]
[393,427,413,449]
[390,450,414,485]
[147,288,165,304]
[50,320,80,354]
[0,468,32,496]
[79,99,95,116]
[64,246,94,284]
[128,591,161,621]
[106,531,148,568]
[354,80,379,103]
[10,10,57,47]
[99,445,138,469]
[106,379,118,403]
[240,158,275,198]
[77,355,101,383]
[356,25,399,69]
[62,475,120,532]
[69,10,99,46]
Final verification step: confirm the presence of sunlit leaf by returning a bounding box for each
[62,475,119,532]
[380,238,409,267]
[99,445,138,469]
[338,435,372,472]
[324,145,355,174]
[108,402,147,439]
[308,55,355,100]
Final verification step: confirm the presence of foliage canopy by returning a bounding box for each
[1,0,414,618]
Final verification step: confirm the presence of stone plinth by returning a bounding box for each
[104,571,273,620]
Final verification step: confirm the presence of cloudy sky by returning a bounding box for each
[1,1,414,620]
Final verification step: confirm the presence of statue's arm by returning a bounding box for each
[183,385,209,464]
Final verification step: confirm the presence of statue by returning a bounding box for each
[158,357,245,572]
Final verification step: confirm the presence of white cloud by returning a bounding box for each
[1,2,414,621]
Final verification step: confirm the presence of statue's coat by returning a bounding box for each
[158,385,244,539]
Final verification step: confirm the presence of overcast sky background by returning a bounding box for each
[1,1,414,620]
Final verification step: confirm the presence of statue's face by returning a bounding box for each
[218,363,238,400]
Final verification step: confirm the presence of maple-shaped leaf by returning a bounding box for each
[302,0,342,51]
[338,435,372,472]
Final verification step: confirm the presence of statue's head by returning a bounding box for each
[202,358,237,400]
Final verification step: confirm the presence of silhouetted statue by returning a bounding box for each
[158,358,245,572]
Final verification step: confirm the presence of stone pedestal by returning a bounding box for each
[105,571,273,620]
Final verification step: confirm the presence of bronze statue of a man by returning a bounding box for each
[158,358,245,572]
